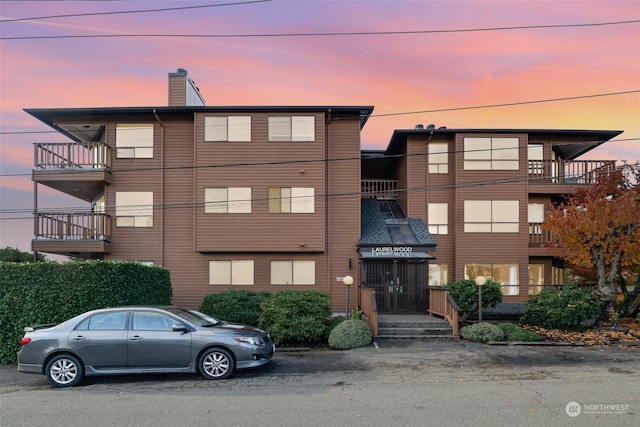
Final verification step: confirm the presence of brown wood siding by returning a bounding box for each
[193,112,326,252]
[327,115,362,313]
[405,135,427,218]
[168,75,186,106]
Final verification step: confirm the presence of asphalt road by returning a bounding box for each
[1,341,638,427]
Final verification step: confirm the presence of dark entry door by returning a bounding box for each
[362,260,427,313]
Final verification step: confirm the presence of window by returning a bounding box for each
[209,260,254,286]
[268,116,315,141]
[528,203,545,235]
[204,188,252,213]
[116,124,154,158]
[132,312,175,331]
[77,312,127,331]
[528,264,544,296]
[204,116,251,142]
[116,192,153,227]
[428,203,448,234]
[271,260,315,285]
[552,265,564,285]
[428,142,448,174]
[465,263,519,296]
[268,187,314,213]
[429,264,448,286]
[464,137,519,170]
[528,144,544,176]
[464,200,519,232]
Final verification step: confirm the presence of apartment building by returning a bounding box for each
[26,69,622,314]
[360,124,621,312]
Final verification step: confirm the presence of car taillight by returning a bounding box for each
[20,337,31,346]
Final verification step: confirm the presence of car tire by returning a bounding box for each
[198,348,235,380]
[45,354,84,387]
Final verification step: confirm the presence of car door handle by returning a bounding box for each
[130,335,143,341]
[71,335,85,341]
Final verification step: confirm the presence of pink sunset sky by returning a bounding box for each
[1,0,639,256]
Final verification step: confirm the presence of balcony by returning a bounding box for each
[528,159,615,193]
[33,142,112,201]
[32,212,111,257]
[361,179,398,200]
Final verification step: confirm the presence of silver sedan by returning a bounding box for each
[17,306,275,387]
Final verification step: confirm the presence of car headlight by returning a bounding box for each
[234,336,263,346]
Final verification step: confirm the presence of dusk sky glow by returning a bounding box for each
[1,0,639,255]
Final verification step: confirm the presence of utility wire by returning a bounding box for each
[2,19,639,40]
[0,1,273,23]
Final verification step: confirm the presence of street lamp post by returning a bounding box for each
[343,275,354,318]
[475,276,487,322]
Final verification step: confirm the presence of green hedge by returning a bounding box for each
[258,290,331,344]
[459,322,505,343]
[328,319,372,350]
[199,290,272,327]
[0,260,172,364]
[520,285,600,330]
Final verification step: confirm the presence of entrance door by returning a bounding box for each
[362,260,427,313]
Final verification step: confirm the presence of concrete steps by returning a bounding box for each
[375,314,459,342]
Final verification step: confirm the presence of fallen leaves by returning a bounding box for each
[521,317,640,347]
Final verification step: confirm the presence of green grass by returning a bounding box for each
[498,323,542,342]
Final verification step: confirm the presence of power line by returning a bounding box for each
[3,19,639,41]
[0,1,273,23]
[2,89,638,136]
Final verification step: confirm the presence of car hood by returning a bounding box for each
[211,322,267,335]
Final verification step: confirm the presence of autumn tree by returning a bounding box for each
[543,164,640,321]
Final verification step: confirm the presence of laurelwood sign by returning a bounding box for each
[358,246,434,259]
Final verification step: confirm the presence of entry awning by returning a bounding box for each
[359,246,434,260]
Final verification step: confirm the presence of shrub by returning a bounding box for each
[199,290,272,327]
[498,323,542,342]
[328,319,372,350]
[258,290,331,344]
[445,279,503,322]
[520,285,601,330]
[0,260,172,364]
[324,316,346,339]
[459,322,505,343]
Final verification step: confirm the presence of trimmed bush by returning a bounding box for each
[324,316,346,339]
[459,322,505,343]
[520,285,601,330]
[0,260,172,364]
[328,319,372,350]
[258,290,331,344]
[498,323,542,342]
[445,279,503,322]
[199,290,272,327]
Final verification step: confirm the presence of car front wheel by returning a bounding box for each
[198,348,235,380]
[45,354,84,387]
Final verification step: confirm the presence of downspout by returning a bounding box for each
[153,110,165,266]
[326,109,331,297]
[33,181,38,262]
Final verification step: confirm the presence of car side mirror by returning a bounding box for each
[172,323,189,334]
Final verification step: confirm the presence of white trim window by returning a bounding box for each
[429,264,448,287]
[271,260,315,285]
[204,188,252,213]
[209,260,254,286]
[428,142,449,174]
[464,137,519,170]
[204,116,251,142]
[116,124,154,158]
[465,263,520,296]
[428,203,448,234]
[464,200,519,232]
[115,192,153,227]
[268,116,315,141]
[268,187,314,213]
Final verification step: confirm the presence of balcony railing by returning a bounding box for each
[528,222,551,245]
[35,212,111,241]
[528,159,615,184]
[34,142,112,171]
[361,179,398,199]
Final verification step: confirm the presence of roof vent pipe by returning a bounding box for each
[426,124,436,130]
[415,124,424,129]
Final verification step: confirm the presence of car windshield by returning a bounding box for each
[166,307,222,327]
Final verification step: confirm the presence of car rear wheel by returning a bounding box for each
[45,354,84,387]
[198,348,235,380]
